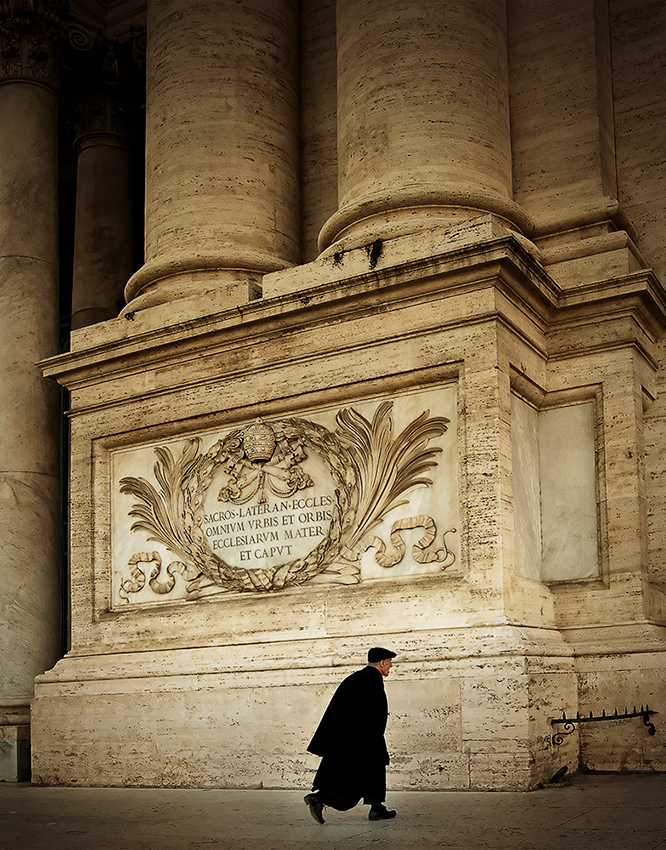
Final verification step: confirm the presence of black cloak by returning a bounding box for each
[307,665,390,808]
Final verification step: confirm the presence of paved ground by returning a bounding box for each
[1,774,665,850]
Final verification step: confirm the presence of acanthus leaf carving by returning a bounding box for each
[118,401,455,600]
[0,0,67,87]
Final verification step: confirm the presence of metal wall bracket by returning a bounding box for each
[551,706,657,745]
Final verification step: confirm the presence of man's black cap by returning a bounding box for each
[368,647,397,663]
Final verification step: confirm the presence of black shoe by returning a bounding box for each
[304,792,325,824]
[369,804,396,820]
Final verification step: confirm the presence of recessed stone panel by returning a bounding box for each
[110,385,460,607]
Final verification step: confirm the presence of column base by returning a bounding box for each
[318,184,534,253]
[123,249,294,313]
[0,703,31,782]
[121,273,263,317]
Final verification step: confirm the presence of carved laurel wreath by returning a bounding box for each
[119,401,456,598]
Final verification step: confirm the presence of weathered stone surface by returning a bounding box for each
[0,84,61,692]
[36,218,666,787]
[323,0,526,250]
[125,0,300,310]
[2,0,662,792]
[32,628,576,789]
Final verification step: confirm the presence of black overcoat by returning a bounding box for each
[307,665,390,807]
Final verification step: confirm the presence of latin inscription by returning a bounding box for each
[202,495,334,565]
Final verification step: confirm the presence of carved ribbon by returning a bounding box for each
[119,551,200,601]
[364,516,456,568]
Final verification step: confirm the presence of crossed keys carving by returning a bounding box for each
[216,419,314,505]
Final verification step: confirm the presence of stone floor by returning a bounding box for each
[1,773,665,850]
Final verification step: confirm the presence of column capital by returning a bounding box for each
[0,0,68,89]
[65,31,145,152]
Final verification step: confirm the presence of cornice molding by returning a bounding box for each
[41,237,666,409]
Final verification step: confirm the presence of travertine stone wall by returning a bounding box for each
[35,220,666,787]
[24,0,666,790]
[125,0,300,311]
[576,650,666,773]
[612,0,666,596]
[32,640,578,790]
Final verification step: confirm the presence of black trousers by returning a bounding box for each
[313,753,386,810]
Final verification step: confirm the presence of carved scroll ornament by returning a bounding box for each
[119,401,456,599]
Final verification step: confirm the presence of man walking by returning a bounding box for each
[304,647,397,824]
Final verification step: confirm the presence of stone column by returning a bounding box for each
[70,37,142,329]
[320,0,530,252]
[507,1,641,290]
[0,1,64,781]
[71,138,136,328]
[299,0,338,263]
[124,0,300,313]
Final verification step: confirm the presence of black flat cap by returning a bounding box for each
[368,647,397,663]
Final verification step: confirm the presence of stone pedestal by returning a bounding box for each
[24,1,666,792]
[36,224,666,789]
[32,630,577,790]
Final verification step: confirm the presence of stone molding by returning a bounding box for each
[123,250,289,306]
[42,234,666,399]
[318,186,535,252]
[0,699,30,726]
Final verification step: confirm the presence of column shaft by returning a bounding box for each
[71,138,137,329]
[320,0,528,251]
[0,80,61,779]
[508,0,618,234]
[126,0,300,312]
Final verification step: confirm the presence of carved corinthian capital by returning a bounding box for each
[0,0,68,88]
[64,32,146,151]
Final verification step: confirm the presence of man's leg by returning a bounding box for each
[363,763,396,820]
[367,802,397,820]
[303,792,325,824]
[305,756,362,824]
[304,787,361,824]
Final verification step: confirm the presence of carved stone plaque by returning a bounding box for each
[111,386,459,605]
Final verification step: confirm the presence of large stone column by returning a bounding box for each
[70,38,142,329]
[124,0,300,314]
[0,1,63,781]
[320,0,530,251]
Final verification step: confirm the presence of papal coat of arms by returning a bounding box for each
[117,400,456,601]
